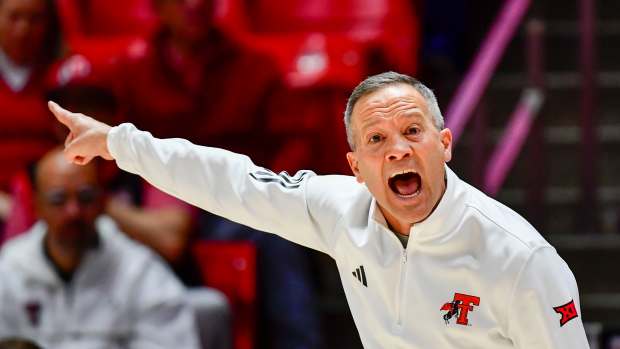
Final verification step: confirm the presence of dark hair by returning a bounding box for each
[343,72,444,150]
[0,338,43,349]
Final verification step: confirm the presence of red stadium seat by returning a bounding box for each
[1,171,36,246]
[192,241,257,349]
[244,0,420,74]
[249,0,394,35]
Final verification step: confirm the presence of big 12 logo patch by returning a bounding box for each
[553,299,578,327]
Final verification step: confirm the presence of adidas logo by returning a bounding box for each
[352,265,368,287]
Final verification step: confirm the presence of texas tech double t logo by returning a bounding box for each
[440,293,481,326]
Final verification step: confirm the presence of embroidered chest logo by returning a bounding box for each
[553,299,578,326]
[24,301,42,327]
[440,293,480,326]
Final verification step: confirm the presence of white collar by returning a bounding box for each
[0,48,32,92]
[369,165,466,243]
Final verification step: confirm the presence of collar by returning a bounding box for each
[0,48,31,92]
[42,229,101,284]
[2,218,111,286]
[369,165,466,243]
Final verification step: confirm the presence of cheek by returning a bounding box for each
[358,161,385,190]
[29,23,47,41]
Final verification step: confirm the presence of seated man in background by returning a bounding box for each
[0,148,200,349]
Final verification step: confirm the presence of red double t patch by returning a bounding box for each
[440,293,481,326]
[553,299,578,326]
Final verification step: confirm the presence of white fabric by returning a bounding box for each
[0,48,31,92]
[107,123,589,349]
[0,215,200,349]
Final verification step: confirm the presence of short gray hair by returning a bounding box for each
[343,72,444,150]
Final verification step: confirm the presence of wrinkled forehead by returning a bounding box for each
[352,84,430,127]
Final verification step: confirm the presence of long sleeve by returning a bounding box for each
[507,246,589,348]
[107,123,343,254]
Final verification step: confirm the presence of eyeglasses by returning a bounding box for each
[42,186,100,207]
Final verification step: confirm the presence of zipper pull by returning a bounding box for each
[402,250,407,263]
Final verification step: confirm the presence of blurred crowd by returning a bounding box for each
[0,0,420,348]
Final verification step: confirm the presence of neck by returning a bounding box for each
[0,47,35,68]
[380,207,412,236]
[44,235,85,276]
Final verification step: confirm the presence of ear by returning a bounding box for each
[346,152,364,183]
[440,128,453,162]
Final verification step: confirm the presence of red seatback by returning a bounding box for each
[192,241,257,349]
[245,0,419,74]
[249,0,388,35]
[1,171,37,247]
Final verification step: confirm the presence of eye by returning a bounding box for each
[405,125,421,136]
[368,134,383,144]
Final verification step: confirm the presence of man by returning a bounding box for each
[0,148,199,349]
[49,71,589,348]
[0,0,61,221]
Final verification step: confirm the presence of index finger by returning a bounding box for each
[48,101,77,131]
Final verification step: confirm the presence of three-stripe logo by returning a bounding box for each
[249,169,310,189]
[352,265,367,287]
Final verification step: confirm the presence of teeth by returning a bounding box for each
[389,169,417,179]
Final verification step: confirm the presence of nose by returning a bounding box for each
[14,18,31,37]
[385,135,412,162]
[62,197,81,218]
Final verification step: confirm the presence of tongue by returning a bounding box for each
[394,175,420,196]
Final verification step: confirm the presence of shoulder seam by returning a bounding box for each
[465,203,541,250]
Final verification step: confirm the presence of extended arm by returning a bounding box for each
[49,102,339,253]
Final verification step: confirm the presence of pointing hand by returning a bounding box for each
[48,101,113,165]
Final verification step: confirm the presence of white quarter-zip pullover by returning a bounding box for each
[107,123,589,349]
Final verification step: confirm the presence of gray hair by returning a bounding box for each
[343,71,444,150]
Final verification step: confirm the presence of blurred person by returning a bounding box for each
[118,0,278,155]
[0,0,62,222]
[116,0,323,347]
[50,71,589,348]
[0,148,200,349]
[0,65,232,348]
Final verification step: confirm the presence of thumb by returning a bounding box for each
[48,101,77,132]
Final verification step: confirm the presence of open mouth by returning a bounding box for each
[388,170,422,197]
